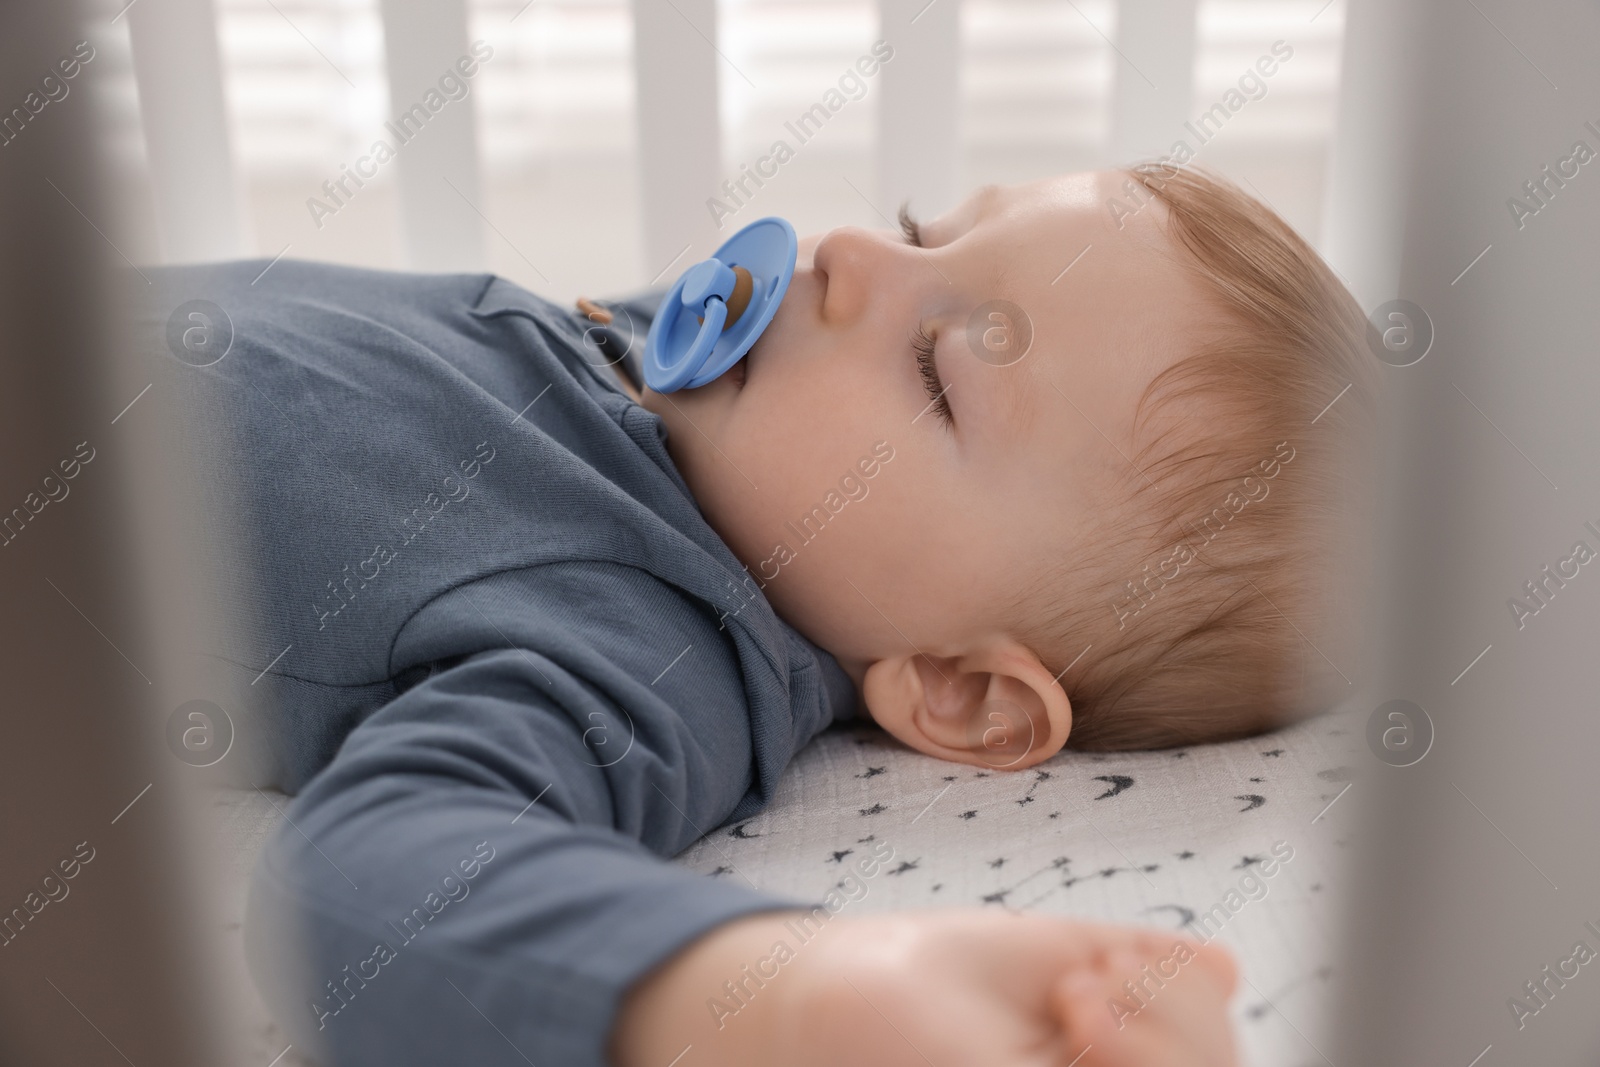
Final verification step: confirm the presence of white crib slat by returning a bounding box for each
[1318,0,1408,304]
[126,0,247,263]
[1108,0,1198,164]
[377,0,486,270]
[631,0,722,280]
[876,0,961,218]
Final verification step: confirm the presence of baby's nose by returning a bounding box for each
[812,225,892,324]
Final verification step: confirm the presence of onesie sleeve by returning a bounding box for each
[244,646,800,1067]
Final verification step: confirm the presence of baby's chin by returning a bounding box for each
[640,338,760,448]
[639,372,756,523]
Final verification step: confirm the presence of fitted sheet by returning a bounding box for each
[675,708,1362,1067]
[214,706,1362,1067]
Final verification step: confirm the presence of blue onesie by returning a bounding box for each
[138,260,858,1066]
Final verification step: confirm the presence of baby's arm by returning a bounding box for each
[613,909,1238,1067]
[245,642,807,1067]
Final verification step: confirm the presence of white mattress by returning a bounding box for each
[214,707,1362,1067]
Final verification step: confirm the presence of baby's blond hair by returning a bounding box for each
[1024,163,1377,750]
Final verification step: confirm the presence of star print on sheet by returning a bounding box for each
[666,712,1361,1067]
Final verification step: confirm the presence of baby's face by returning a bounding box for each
[643,171,1211,689]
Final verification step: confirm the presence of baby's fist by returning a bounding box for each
[1055,929,1238,1067]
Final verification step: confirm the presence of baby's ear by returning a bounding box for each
[861,640,1071,770]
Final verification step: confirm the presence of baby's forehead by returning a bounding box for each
[977,176,1198,325]
[993,184,1209,371]
[994,171,1173,237]
[972,178,1224,484]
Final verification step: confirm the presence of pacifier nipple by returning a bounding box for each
[644,217,797,393]
[680,260,755,331]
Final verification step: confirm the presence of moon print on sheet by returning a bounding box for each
[1092,774,1134,799]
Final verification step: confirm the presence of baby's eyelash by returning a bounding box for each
[898,203,923,247]
[911,324,953,427]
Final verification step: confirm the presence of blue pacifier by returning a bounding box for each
[644,216,797,392]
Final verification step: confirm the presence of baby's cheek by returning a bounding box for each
[796,232,822,269]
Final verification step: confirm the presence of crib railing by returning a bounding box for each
[125,0,1358,287]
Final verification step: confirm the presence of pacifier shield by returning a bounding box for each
[644,216,797,392]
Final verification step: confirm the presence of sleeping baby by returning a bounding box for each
[143,164,1372,1066]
